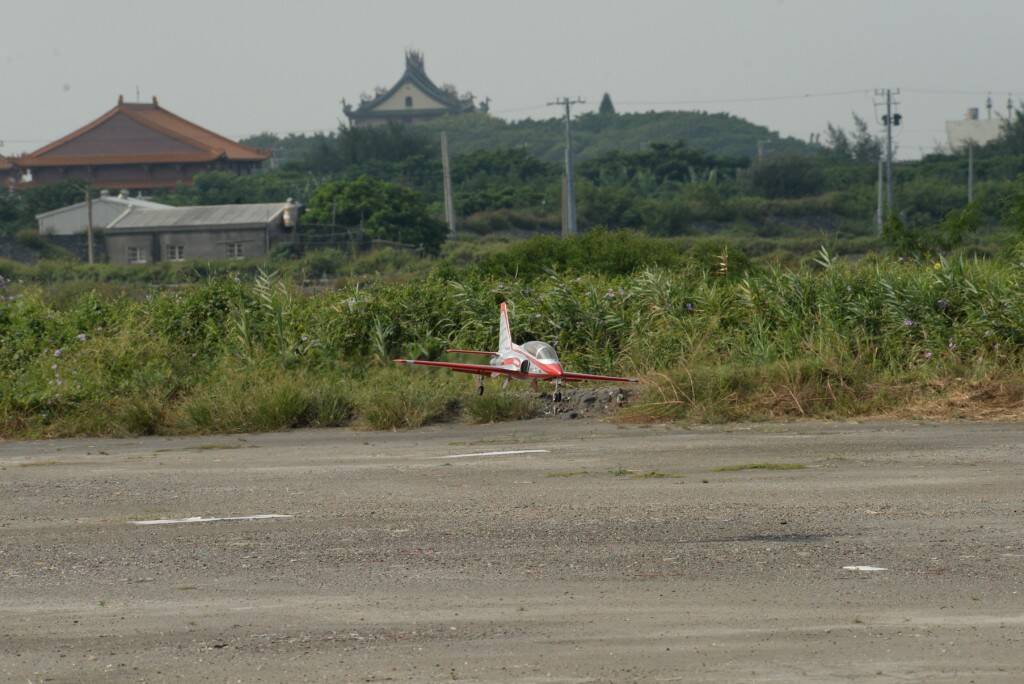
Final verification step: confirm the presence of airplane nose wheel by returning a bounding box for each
[475,376,484,396]
[553,379,563,404]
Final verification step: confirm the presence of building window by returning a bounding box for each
[166,245,185,261]
[404,96,413,108]
[127,247,147,264]
[226,242,244,259]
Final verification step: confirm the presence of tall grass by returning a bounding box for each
[4,247,1024,436]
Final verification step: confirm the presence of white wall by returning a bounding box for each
[373,82,448,112]
[38,199,166,235]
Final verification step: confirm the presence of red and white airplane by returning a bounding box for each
[395,302,638,401]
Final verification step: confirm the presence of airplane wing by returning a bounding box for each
[561,371,639,383]
[394,359,519,377]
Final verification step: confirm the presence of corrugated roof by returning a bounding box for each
[19,96,270,168]
[35,195,171,220]
[108,203,287,230]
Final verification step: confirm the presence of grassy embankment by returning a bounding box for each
[3,232,1024,438]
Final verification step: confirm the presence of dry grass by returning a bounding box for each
[712,463,806,472]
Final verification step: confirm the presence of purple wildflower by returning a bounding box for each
[948,341,958,351]
[54,348,62,358]
[902,319,914,327]
[685,303,695,312]
[923,351,933,359]
[76,333,87,342]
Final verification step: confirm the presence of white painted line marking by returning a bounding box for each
[843,565,888,572]
[131,514,293,526]
[435,449,550,460]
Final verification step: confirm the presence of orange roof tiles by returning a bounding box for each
[19,96,269,169]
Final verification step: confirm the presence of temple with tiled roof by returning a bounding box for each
[16,96,269,190]
[344,51,476,128]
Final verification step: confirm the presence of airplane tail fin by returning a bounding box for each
[498,302,512,352]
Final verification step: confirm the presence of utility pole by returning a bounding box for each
[440,131,456,237]
[548,97,585,237]
[875,88,901,218]
[876,156,884,233]
[757,140,771,161]
[85,189,94,265]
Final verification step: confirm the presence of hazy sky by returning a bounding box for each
[3,0,1022,159]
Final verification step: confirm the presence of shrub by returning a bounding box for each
[353,367,465,430]
[465,391,540,423]
[178,363,353,434]
[749,156,826,198]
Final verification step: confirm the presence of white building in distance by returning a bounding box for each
[946,107,1004,151]
[36,191,170,236]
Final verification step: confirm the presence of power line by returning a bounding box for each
[902,88,1023,96]
[616,88,872,107]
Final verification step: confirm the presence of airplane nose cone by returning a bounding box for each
[551,363,564,377]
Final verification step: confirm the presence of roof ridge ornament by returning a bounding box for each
[405,49,425,73]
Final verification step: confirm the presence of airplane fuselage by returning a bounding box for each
[489,341,564,380]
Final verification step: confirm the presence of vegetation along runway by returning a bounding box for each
[2,419,1023,682]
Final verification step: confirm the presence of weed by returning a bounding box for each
[712,463,807,472]
[609,468,635,476]
[353,367,464,430]
[545,471,589,478]
[465,392,539,424]
[178,363,353,434]
[633,471,684,479]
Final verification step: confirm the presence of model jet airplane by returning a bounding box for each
[395,302,638,401]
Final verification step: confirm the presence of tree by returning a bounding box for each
[748,155,825,198]
[304,176,447,254]
[986,107,1024,155]
[598,93,616,116]
[822,113,881,162]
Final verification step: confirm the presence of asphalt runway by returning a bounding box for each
[2,419,1024,682]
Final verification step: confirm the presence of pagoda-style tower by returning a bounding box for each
[344,51,475,128]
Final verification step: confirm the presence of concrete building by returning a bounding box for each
[946,107,1004,151]
[104,202,298,265]
[36,191,170,236]
[16,96,269,190]
[344,51,476,127]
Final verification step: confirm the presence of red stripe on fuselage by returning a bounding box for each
[509,344,563,379]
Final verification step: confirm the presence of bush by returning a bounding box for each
[465,391,540,423]
[353,367,465,430]
[179,364,353,434]
[749,156,826,199]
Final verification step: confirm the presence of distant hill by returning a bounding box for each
[413,110,816,162]
[242,110,817,170]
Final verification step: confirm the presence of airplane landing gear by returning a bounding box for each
[553,379,563,404]
[476,376,484,396]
